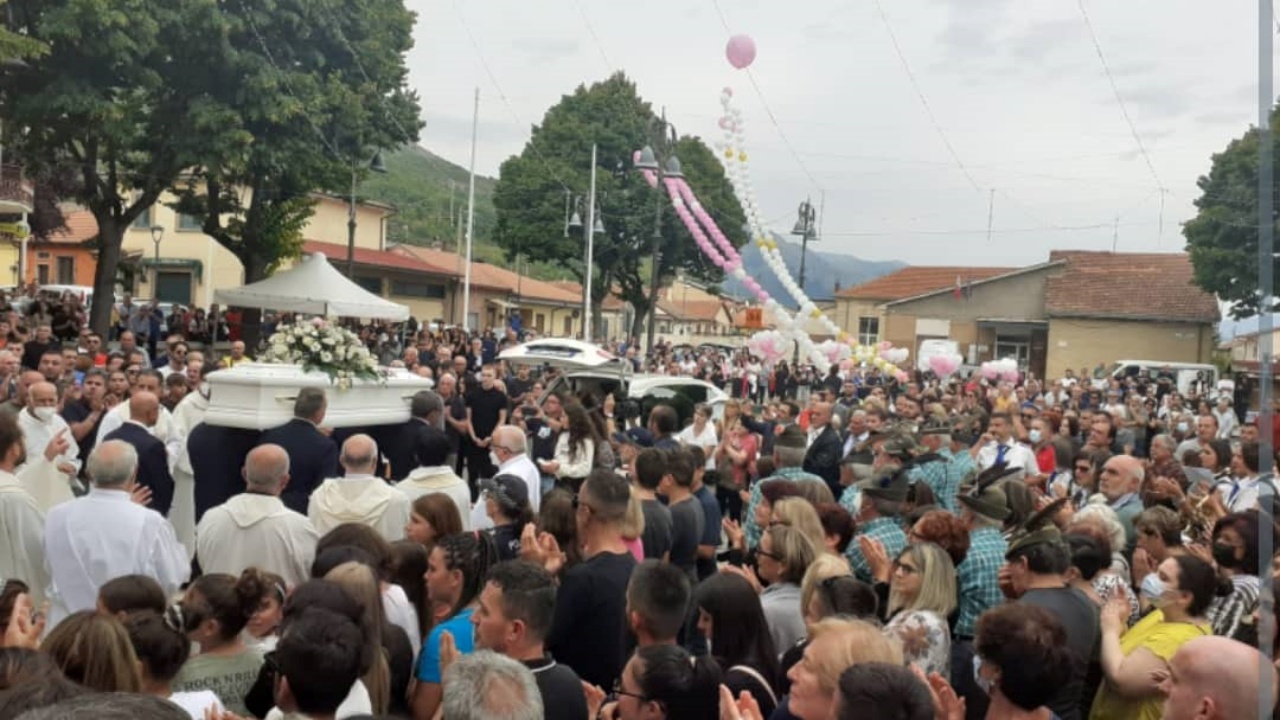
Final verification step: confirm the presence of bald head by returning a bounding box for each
[27,382,57,409]
[1099,454,1144,502]
[129,391,160,428]
[244,443,290,494]
[1161,636,1279,720]
[492,425,527,455]
[340,434,378,473]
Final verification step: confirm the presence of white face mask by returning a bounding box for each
[972,655,995,695]
[490,451,502,468]
[1028,429,1042,444]
[32,407,55,423]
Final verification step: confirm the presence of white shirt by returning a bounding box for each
[19,408,80,476]
[677,423,719,470]
[168,690,224,719]
[383,583,422,657]
[1225,475,1264,513]
[266,679,372,720]
[171,391,210,475]
[471,453,542,531]
[307,474,411,541]
[44,487,190,627]
[196,493,318,589]
[0,469,49,603]
[395,466,472,532]
[95,402,183,470]
[975,439,1037,475]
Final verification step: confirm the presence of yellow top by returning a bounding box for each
[1089,610,1210,720]
[220,355,252,369]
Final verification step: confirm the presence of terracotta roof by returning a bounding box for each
[394,245,594,305]
[302,240,453,275]
[658,298,728,323]
[835,266,1016,301]
[46,209,99,244]
[1044,250,1219,323]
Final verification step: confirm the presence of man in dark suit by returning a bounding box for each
[259,387,338,514]
[187,421,259,522]
[803,400,844,498]
[389,390,444,481]
[103,391,175,515]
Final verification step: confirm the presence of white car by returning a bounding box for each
[498,338,625,369]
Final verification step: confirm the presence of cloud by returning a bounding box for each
[509,38,582,66]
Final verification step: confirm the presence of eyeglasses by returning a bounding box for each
[893,560,919,575]
[611,679,651,703]
[756,549,782,561]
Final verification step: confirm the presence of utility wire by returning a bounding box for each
[1076,0,1164,190]
[571,0,615,72]
[870,0,981,193]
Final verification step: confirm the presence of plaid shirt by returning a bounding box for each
[846,516,907,584]
[744,466,828,548]
[955,525,1007,637]
[910,448,972,513]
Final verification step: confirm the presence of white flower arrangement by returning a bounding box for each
[260,316,382,384]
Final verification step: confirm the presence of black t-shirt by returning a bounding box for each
[60,399,101,465]
[548,550,636,689]
[525,657,588,720]
[491,523,522,562]
[1019,587,1099,720]
[506,375,532,404]
[667,495,703,581]
[20,340,53,371]
[640,499,673,561]
[526,416,558,462]
[467,386,508,439]
[692,486,721,581]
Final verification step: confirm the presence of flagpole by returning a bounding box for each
[462,87,479,332]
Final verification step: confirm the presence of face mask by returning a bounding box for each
[972,655,995,695]
[32,407,54,423]
[1028,429,1042,443]
[1139,574,1165,603]
[1176,422,1189,434]
[490,451,501,468]
[1212,542,1240,569]
[199,382,210,396]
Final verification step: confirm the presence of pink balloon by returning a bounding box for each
[981,363,999,381]
[929,354,958,378]
[726,34,757,70]
[894,370,911,384]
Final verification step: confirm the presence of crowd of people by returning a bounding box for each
[0,312,1276,720]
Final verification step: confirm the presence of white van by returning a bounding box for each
[1106,360,1218,396]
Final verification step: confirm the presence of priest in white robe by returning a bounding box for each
[170,371,211,556]
[44,439,190,628]
[308,435,410,542]
[19,382,81,493]
[196,443,318,589]
[0,414,50,603]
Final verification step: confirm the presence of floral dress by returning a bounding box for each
[884,609,951,680]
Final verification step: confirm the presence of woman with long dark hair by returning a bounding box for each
[411,531,498,720]
[695,573,780,716]
[545,401,597,492]
[170,569,271,715]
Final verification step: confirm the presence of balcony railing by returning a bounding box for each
[0,165,34,211]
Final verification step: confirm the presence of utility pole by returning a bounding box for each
[986,189,995,243]
[1111,215,1119,252]
[461,87,479,332]
[583,143,598,343]
[1255,3,1275,714]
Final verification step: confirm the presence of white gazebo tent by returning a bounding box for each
[214,252,409,320]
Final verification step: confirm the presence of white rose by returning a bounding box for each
[320,351,333,363]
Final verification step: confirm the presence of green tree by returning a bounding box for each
[0,0,46,64]
[0,0,243,335]
[1184,107,1280,319]
[171,0,421,346]
[492,72,745,340]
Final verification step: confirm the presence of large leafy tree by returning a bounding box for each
[492,72,745,340]
[171,0,421,346]
[1184,107,1280,319]
[0,0,246,335]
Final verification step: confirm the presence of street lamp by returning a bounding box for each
[150,225,164,297]
[346,150,389,279]
[634,112,680,355]
[792,198,818,293]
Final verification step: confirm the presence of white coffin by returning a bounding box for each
[205,362,434,430]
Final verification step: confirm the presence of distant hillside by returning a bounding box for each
[723,234,905,304]
[363,145,574,278]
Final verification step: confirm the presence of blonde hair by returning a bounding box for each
[42,610,143,692]
[621,485,646,541]
[799,553,852,620]
[324,562,391,715]
[807,617,903,692]
[766,525,818,585]
[773,498,829,557]
[887,542,957,617]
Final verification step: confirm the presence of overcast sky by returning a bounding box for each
[405,0,1269,266]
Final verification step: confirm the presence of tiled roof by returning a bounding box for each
[658,298,728,323]
[393,245,582,305]
[46,209,99,244]
[835,266,1016,301]
[1044,250,1219,323]
[302,241,453,275]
